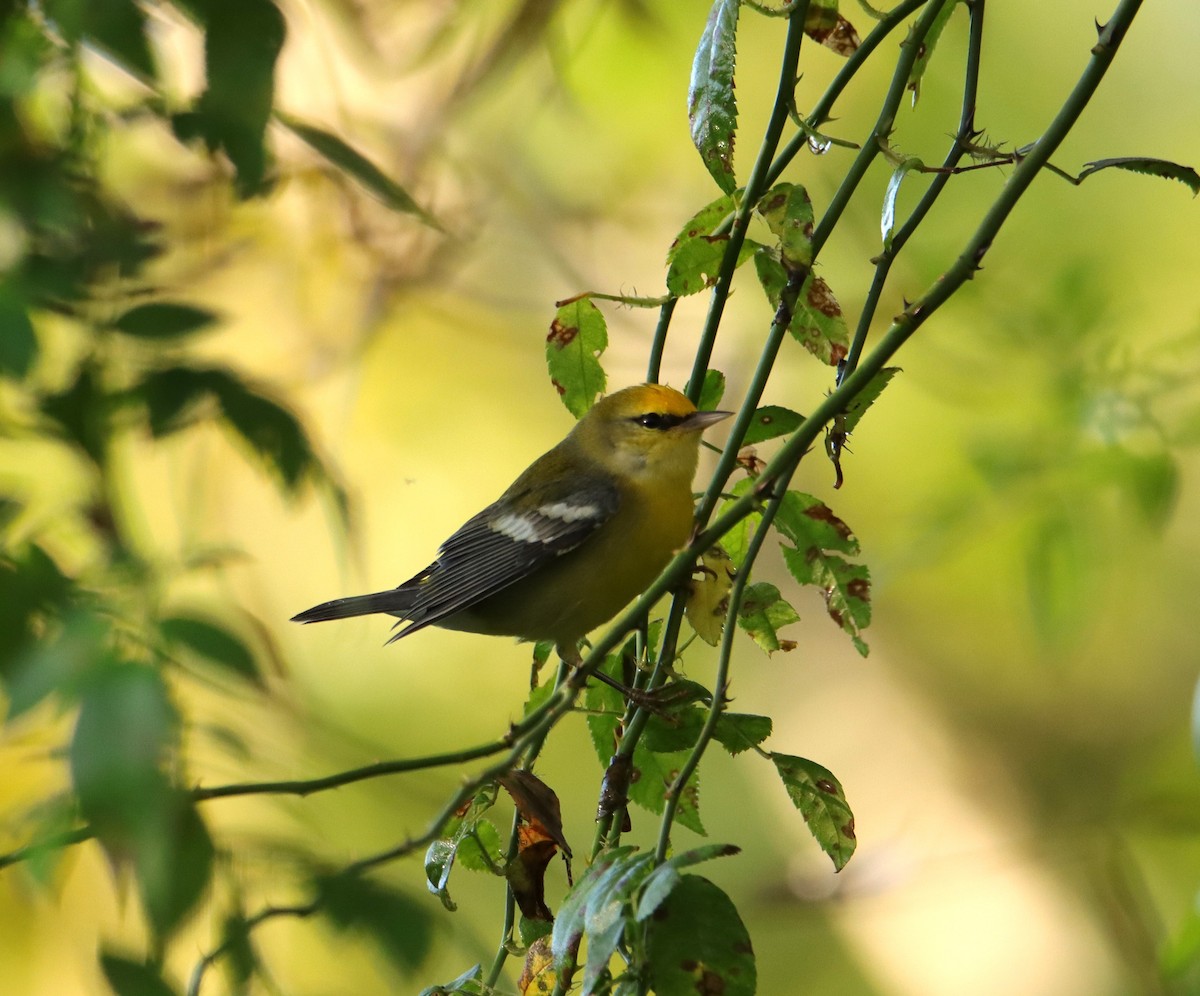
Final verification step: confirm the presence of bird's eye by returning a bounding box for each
[634,412,684,430]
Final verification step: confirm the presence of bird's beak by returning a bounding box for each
[683,409,734,431]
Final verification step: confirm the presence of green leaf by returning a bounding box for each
[642,705,707,754]
[547,299,607,418]
[315,871,433,972]
[698,368,727,411]
[742,405,804,445]
[907,1,959,104]
[128,367,220,437]
[881,158,923,250]
[277,113,442,227]
[160,614,262,686]
[841,367,900,435]
[688,0,740,193]
[0,543,77,687]
[0,284,37,378]
[99,951,179,996]
[754,250,849,365]
[581,851,657,992]
[637,843,741,921]
[736,581,800,655]
[218,911,258,989]
[112,302,219,340]
[1078,157,1200,196]
[180,0,286,197]
[629,742,705,836]
[455,818,504,873]
[769,754,856,871]
[713,713,772,756]
[782,547,871,655]
[665,193,756,297]
[551,846,638,968]
[40,363,111,466]
[756,182,814,268]
[44,0,156,82]
[645,876,756,996]
[417,965,485,996]
[5,611,106,721]
[139,801,216,944]
[774,491,860,556]
[212,374,315,492]
[717,477,760,568]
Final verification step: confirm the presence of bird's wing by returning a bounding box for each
[390,474,620,640]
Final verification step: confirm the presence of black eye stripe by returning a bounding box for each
[633,412,687,430]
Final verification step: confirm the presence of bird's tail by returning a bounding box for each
[290,588,416,624]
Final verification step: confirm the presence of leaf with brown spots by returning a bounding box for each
[756,182,814,268]
[546,299,607,418]
[907,1,961,104]
[645,875,756,996]
[774,491,859,556]
[741,404,804,445]
[686,545,736,646]
[689,0,740,193]
[769,753,856,871]
[783,547,870,656]
[754,249,849,365]
[666,193,757,296]
[519,935,557,995]
[736,581,800,656]
[630,741,705,836]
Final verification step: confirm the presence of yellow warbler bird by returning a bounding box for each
[291,384,731,675]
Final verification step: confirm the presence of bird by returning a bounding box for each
[291,383,731,689]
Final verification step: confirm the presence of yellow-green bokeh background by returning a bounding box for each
[3,1,1200,993]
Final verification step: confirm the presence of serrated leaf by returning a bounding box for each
[882,157,923,250]
[769,754,856,871]
[112,302,218,340]
[315,871,433,971]
[519,936,556,996]
[713,713,772,755]
[1078,157,1200,196]
[456,818,504,873]
[688,0,740,193]
[551,846,638,968]
[907,1,959,104]
[774,491,860,555]
[782,547,871,655]
[645,876,756,995]
[547,299,607,418]
[756,182,814,268]
[642,705,707,754]
[663,194,755,296]
[717,477,760,568]
[736,581,800,655]
[754,250,849,365]
[629,743,705,836]
[277,113,442,227]
[160,614,262,686]
[842,367,899,434]
[697,368,727,411]
[742,405,804,445]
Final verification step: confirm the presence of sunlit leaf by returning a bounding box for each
[686,545,736,646]
[688,0,740,193]
[736,581,799,655]
[547,299,607,418]
[518,935,556,996]
[717,477,761,568]
[774,491,859,555]
[769,754,856,870]
[665,194,755,296]
[713,713,772,755]
[1078,157,1200,196]
[756,182,814,268]
[645,876,756,996]
[277,113,442,227]
[755,250,849,365]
